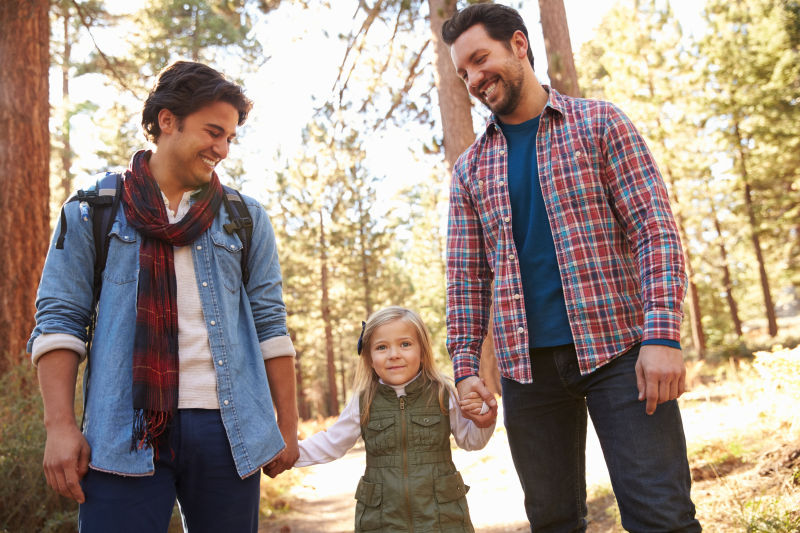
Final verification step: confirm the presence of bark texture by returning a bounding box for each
[538,0,581,97]
[0,0,51,368]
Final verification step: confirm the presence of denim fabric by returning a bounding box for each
[502,344,700,533]
[29,185,287,478]
[78,409,261,533]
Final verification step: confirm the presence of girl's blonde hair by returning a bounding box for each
[352,306,453,425]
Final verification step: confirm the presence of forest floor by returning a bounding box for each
[259,345,800,533]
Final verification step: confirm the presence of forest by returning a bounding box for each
[0,0,798,531]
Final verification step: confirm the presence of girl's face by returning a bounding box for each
[369,319,422,386]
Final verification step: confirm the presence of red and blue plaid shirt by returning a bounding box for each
[446,87,686,383]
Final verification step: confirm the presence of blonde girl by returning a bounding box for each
[294,306,496,532]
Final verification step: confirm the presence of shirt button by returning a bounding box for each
[230,244,236,250]
[504,216,510,223]
[196,245,202,250]
[223,399,229,406]
[517,327,524,334]
[499,149,506,155]
[202,282,208,287]
[575,150,582,157]
[513,293,521,300]
[210,320,216,326]
[499,180,505,186]
[218,359,224,366]
[509,254,515,260]
[478,180,484,186]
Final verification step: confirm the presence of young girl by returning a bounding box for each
[294,306,496,532]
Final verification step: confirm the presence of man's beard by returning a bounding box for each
[481,60,525,117]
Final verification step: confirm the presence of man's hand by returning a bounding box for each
[42,423,91,503]
[262,423,299,478]
[37,349,88,502]
[635,344,687,415]
[263,355,299,478]
[455,376,498,428]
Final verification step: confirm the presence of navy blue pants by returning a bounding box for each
[78,409,261,533]
[502,344,701,533]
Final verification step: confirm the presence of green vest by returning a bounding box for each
[356,377,475,533]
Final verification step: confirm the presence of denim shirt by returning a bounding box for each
[28,183,288,478]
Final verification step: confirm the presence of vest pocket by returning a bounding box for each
[435,472,471,525]
[355,477,382,531]
[410,413,443,447]
[364,416,396,452]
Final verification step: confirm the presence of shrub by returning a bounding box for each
[0,353,77,532]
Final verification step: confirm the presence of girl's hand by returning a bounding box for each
[459,391,488,415]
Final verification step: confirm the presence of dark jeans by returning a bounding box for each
[79,409,261,533]
[501,344,701,533]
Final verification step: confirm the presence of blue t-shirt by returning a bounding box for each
[499,116,574,348]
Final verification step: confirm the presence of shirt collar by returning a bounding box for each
[483,84,566,135]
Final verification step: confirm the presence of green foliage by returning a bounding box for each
[0,356,77,532]
[738,498,800,532]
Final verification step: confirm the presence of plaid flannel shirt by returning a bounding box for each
[446,87,686,383]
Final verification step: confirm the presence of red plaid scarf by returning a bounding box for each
[122,150,223,453]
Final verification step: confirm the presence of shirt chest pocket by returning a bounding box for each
[209,230,243,293]
[102,227,138,285]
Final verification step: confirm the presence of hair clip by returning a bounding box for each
[356,321,366,354]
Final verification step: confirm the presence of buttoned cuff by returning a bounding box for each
[641,338,681,350]
[260,335,296,360]
[452,352,481,382]
[31,333,87,367]
[642,309,683,344]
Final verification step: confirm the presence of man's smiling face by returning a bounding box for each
[450,23,526,120]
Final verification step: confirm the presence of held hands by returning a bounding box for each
[456,376,498,428]
[262,423,299,478]
[635,344,687,415]
[43,423,91,503]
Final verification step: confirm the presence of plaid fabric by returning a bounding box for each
[121,150,224,452]
[446,87,686,383]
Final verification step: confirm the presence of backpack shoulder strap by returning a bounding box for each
[55,171,123,300]
[221,185,253,286]
[89,172,124,300]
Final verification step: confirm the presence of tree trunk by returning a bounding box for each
[60,10,73,204]
[429,0,501,395]
[734,121,778,336]
[537,0,580,97]
[319,209,339,416]
[0,0,50,368]
[357,194,372,317]
[707,188,744,337]
[658,157,706,357]
[288,322,311,419]
[428,0,475,171]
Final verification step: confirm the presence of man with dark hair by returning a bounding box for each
[29,61,298,532]
[442,3,701,532]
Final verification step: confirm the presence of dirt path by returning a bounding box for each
[260,404,611,532]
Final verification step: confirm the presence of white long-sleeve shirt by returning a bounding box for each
[296,376,495,467]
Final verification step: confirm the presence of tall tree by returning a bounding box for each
[0,0,50,366]
[538,0,580,96]
[699,0,799,336]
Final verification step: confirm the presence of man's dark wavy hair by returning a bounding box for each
[441,3,534,69]
[141,61,253,143]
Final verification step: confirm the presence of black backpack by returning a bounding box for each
[55,171,254,336]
